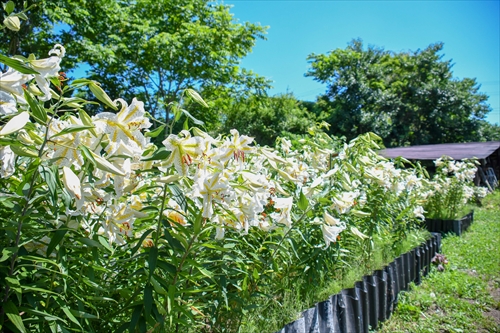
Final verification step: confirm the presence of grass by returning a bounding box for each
[238,229,429,332]
[377,190,500,333]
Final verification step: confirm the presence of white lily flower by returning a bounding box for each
[413,206,426,220]
[93,98,151,157]
[323,211,340,226]
[162,130,204,176]
[0,91,19,115]
[321,223,346,248]
[270,196,294,228]
[46,117,91,168]
[0,145,15,178]
[281,138,292,154]
[30,44,65,101]
[0,68,32,104]
[332,191,358,215]
[218,129,254,164]
[195,171,230,218]
[99,202,145,245]
[351,226,369,240]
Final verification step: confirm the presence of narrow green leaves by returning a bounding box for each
[24,90,47,124]
[0,54,39,74]
[3,301,26,333]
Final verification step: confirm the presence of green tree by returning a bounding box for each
[220,93,316,146]
[306,40,493,147]
[1,0,270,130]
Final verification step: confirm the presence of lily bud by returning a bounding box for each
[0,111,30,136]
[323,211,340,226]
[3,15,20,32]
[62,166,82,200]
[17,129,35,145]
[351,226,369,240]
[89,82,117,110]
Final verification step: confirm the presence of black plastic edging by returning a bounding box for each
[275,232,442,333]
[425,211,474,236]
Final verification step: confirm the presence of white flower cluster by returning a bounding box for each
[0,45,435,249]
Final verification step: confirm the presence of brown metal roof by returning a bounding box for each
[379,141,500,160]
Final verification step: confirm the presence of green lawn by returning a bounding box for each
[377,190,500,333]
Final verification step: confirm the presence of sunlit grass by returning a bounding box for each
[377,190,500,332]
[239,228,429,333]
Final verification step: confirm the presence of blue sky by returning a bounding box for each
[226,0,500,125]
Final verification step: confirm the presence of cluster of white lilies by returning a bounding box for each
[0,44,446,252]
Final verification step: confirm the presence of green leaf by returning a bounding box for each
[69,309,98,319]
[56,300,82,328]
[129,305,142,333]
[9,144,38,158]
[148,246,158,278]
[145,124,165,138]
[5,277,21,294]
[3,301,26,333]
[77,237,103,249]
[77,109,97,136]
[252,267,260,280]
[0,54,39,74]
[156,260,177,275]
[167,285,176,316]
[70,78,92,85]
[297,190,309,211]
[168,183,187,212]
[98,235,113,252]
[141,147,171,161]
[0,247,17,262]
[163,229,185,252]
[181,108,204,125]
[39,166,57,206]
[80,146,125,176]
[46,229,68,257]
[50,125,95,138]
[4,1,15,15]
[193,209,203,234]
[17,12,28,21]
[130,229,154,256]
[79,145,96,165]
[144,284,153,318]
[24,89,47,124]
[20,307,68,323]
[197,266,214,279]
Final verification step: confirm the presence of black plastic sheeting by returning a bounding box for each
[425,211,474,236]
[275,233,442,333]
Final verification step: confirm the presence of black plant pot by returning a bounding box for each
[424,211,474,236]
[275,234,442,333]
[356,278,370,333]
[339,287,364,333]
[385,262,398,318]
[317,294,341,332]
[395,255,405,292]
[366,274,379,330]
[415,247,422,285]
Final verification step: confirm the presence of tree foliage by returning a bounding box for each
[306,40,493,147]
[1,0,271,130]
[220,93,317,146]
